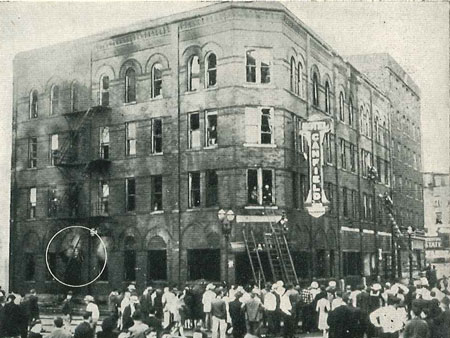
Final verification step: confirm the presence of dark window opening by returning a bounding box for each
[29,137,37,168]
[100,127,110,160]
[248,169,258,205]
[343,252,361,276]
[100,75,110,107]
[152,175,163,211]
[206,170,218,207]
[152,119,163,153]
[147,250,167,281]
[246,50,256,83]
[124,250,136,281]
[312,73,319,106]
[187,249,220,281]
[188,56,200,91]
[292,251,311,279]
[152,63,163,98]
[316,249,327,278]
[206,53,217,87]
[189,172,201,208]
[25,253,35,281]
[30,90,38,118]
[206,113,218,147]
[189,113,201,148]
[51,85,59,115]
[261,108,272,144]
[126,178,136,212]
[262,169,273,205]
[325,81,331,114]
[125,68,136,103]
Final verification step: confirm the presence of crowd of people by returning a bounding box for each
[0,272,449,338]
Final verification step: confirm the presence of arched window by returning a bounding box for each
[50,85,59,115]
[70,82,78,112]
[312,72,319,106]
[151,63,163,98]
[339,92,345,121]
[325,81,331,114]
[125,68,136,103]
[100,75,109,107]
[188,55,200,91]
[206,53,217,88]
[348,98,354,126]
[297,62,303,96]
[360,106,365,135]
[375,115,379,142]
[290,57,296,92]
[366,109,371,138]
[30,90,38,118]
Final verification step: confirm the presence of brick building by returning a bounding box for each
[10,2,424,294]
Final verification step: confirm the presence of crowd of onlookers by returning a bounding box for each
[0,269,449,338]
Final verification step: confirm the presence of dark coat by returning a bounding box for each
[403,318,430,338]
[328,304,365,338]
[0,302,24,337]
[27,295,39,320]
[229,299,246,332]
[74,321,94,338]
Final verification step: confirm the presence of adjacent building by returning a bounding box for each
[10,2,424,294]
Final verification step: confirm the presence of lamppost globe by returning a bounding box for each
[226,210,235,222]
[218,209,226,221]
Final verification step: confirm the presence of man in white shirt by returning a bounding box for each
[202,284,217,331]
[263,284,278,336]
[369,296,405,338]
[162,287,176,328]
[84,295,100,331]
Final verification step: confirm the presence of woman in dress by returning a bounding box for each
[316,287,331,338]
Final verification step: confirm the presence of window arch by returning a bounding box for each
[188,55,200,91]
[100,75,110,107]
[325,81,331,114]
[339,92,345,121]
[206,53,217,88]
[290,57,296,92]
[70,82,78,112]
[50,85,59,115]
[348,97,354,126]
[125,67,136,103]
[30,90,38,118]
[297,61,303,96]
[312,72,319,106]
[151,63,163,98]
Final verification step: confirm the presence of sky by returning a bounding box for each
[0,1,448,287]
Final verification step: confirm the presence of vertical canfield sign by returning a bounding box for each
[300,116,332,218]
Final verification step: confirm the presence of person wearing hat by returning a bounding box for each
[162,287,176,329]
[202,284,216,331]
[0,294,23,338]
[84,295,100,331]
[315,286,331,338]
[244,290,264,337]
[369,295,406,338]
[229,291,246,338]
[61,291,74,331]
[47,317,72,338]
[263,284,278,336]
[123,294,142,331]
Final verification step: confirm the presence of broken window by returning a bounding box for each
[30,90,38,118]
[29,187,37,219]
[188,55,200,91]
[152,63,163,98]
[247,168,273,205]
[99,127,110,160]
[205,170,218,207]
[126,178,136,212]
[28,137,37,168]
[188,172,201,208]
[125,67,136,103]
[49,134,58,166]
[189,112,201,149]
[50,85,59,115]
[100,75,109,107]
[152,119,163,154]
[126,122,137,156]
[205,111,217,147]
[151,175,163,211]
[246,49,271,84]
[206,53,217,87]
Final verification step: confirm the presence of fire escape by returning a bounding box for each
[51,104,112,223]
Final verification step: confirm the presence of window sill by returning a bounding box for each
[151,210,164,215]
[205,86,218,92]
[243,83,276,89]
[151,152,164,156]
[204,145,218,150]
[186,208,202,212]
[243,143,276,148]
[186,147,202,152]
[244,205,278,210]
[26,167,38,170]
[124,101,137,106]
[150,95,163,101]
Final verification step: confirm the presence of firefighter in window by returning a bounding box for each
[263,184,272,205]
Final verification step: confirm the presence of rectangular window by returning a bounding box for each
[205,111,218,147]
[245,107,274,145]
[189,172,201,208]
[363,193,368,219]
[340,138,347,169]
[205,170,218,207]
[325,134,334,165]
[436,212,443,224]
[246,49,272,84]
[247,168,274,205]
[28,137,37,168]
[29,187,37,219]
[342,187,348,217]
[48,186,58,217]
[24,253,35,281]
[126,178,136,212]
[350,143,356,173]
[351,190,358,219]
[100,127,110,160]
[151,175,163,211]
[98,180,109,215]
[49,134,59,166]
[126,122,137,156]
[189,112,201,149]
[152,119,163,154]
[368,195,373,220]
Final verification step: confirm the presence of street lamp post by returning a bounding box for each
[218,209,235,286]
[407,226,414,283]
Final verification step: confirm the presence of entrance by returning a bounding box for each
[187,249,220,281]
[235,251,273,286]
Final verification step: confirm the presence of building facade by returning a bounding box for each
[10,2,424,294]
[423,172,450,264]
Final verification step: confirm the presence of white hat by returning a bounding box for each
[420,277,429,286]
[84,295,94,302]
[128,284,136,291]
[271,283,278,291]
[371,283,382,291]
[276,281,284,288]
[328,281,337,288]
[310,281,319,289]
[206,283,215,290]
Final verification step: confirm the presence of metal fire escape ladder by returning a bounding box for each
[55,107,94,166]
[243,226,267,285]
[268,220,299,285]
[264,231,283,282]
